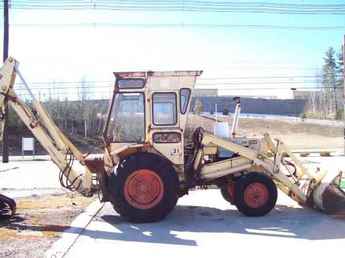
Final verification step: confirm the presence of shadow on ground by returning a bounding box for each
[2,204,344,246]
[95,204,345,246]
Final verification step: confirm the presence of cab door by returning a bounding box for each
[148,91,184,165]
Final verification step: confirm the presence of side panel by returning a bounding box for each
[150,129,184,165]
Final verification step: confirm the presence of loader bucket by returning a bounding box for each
[312,171,345,215]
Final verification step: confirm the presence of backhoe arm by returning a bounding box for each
[0,57,95,196]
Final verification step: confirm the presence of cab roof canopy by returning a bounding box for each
[114,70,203,79]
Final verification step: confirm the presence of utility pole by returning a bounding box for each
[343,35,345,155]
[2,0,9,163]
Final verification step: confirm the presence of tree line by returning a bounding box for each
[304,47,344,120]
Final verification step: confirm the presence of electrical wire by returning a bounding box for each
[14,85,343,100]
[3,1,344,31]
[9,23,345,31]
[4,1,345,15]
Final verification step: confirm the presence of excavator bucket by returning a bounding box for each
[261,134,345,216]
[312,171,345,215]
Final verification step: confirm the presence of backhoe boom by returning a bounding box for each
[0,58,95,200]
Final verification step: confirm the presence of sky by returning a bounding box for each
[0,0,344,99]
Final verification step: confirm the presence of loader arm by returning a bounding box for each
[193,129,345,214]
[0,58,95,197]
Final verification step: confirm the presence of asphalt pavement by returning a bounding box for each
[61,155,345,258]
[62,189,345,258]
[0,159,66,198]
[1,155,343,258]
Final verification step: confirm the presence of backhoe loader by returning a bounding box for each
[0,57,344,222]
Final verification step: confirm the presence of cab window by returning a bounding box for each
[117,78,145,89]
[106,93,145,142]
[180,88,191,114]
[152,93,177,126]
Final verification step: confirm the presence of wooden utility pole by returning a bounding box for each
[343,35,345,155]
[2,0,9,163]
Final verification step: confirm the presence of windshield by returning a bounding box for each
[106,92,145,142]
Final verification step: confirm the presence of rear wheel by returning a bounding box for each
[108,152,178,223]
[234,172,277,217]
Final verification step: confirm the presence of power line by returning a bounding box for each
[200,75,325,80]
[16,80,113,85]
[13,81,324,91]
[3,1,344,31]
[14,75,326,86]
[8,22,345,31]
[14,84,343,93]
[4,1,345,15]
[15,86,343,101]
[13,76,342,92]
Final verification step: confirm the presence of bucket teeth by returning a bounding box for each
[321,185,345,215]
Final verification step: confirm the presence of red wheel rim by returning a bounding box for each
[124,169,164,209]
[243,182,269,209]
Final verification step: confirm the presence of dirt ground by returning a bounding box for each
[187,115,343,149]
[0,193,95,258]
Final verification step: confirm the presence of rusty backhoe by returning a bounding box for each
[0,57,344,222]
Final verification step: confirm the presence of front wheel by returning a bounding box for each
[234,172,277,217]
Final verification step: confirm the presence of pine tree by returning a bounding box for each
[322,47,337,118]
[336,49,344,119]
[336,51,344,88]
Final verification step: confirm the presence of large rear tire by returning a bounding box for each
[234,172,277,217]
[108,152,178,223]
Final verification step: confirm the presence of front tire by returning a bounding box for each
[234,172,277,217]
[108,152,178,223]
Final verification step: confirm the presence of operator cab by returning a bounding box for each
[104,70,202,165]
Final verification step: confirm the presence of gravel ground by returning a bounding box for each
[187,115,344,149]
[0,193,95,258]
